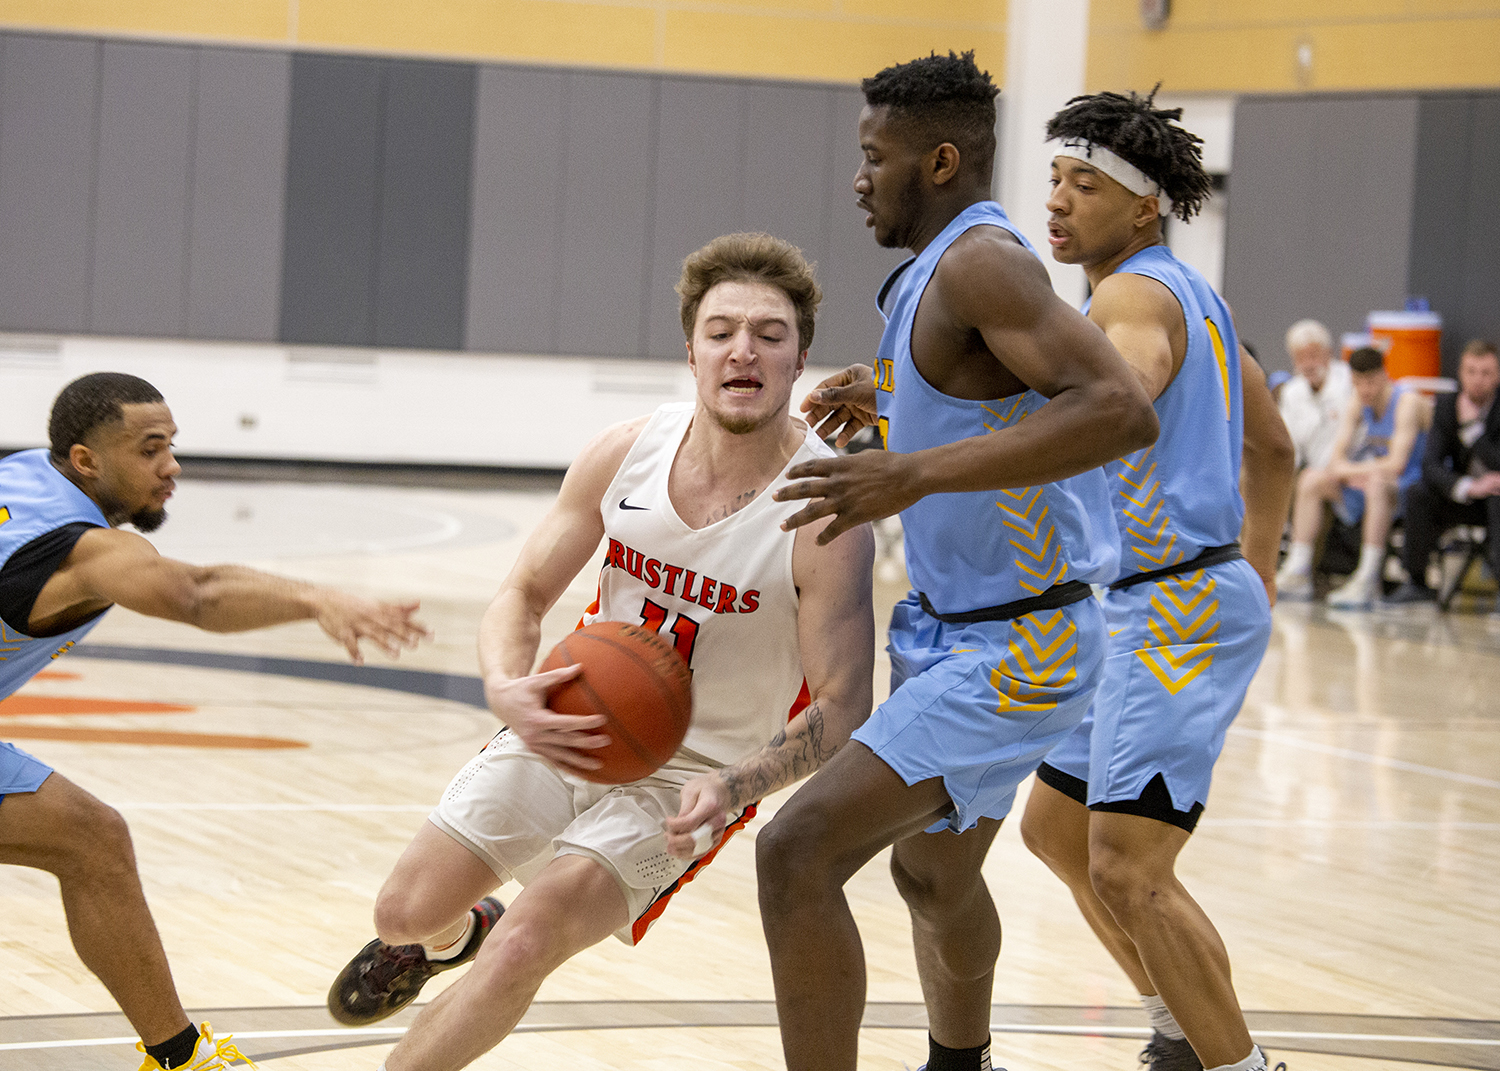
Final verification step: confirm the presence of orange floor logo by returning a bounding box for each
[1,671,308,749]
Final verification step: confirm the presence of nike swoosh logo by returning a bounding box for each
[619,498,650,511]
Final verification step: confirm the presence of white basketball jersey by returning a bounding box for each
[582,402,833,766]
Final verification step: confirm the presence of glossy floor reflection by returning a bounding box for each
[1,476,1496,1071]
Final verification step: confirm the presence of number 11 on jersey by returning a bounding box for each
[639,598,700,672]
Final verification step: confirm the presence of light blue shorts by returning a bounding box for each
[1042,558,1271,816]
[1336,486,1367,526]
[851,593,1106,833]
[0,741,53,802]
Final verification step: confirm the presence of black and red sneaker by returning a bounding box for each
[327,896,504,1026]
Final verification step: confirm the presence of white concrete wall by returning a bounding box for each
[1159,95,1235,296]
[998,0,1091,308]
[0,335,843,468]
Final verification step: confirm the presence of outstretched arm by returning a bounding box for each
[775,232,1158,542]
[42,530,427,663]
[1237,349,1296,604]
[477,417,647,774]
[664,516,876,858]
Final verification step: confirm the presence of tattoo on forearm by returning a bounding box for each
[719,701,842,809]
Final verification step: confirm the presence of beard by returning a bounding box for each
[706,407,772,436]
[128,506,167,533]
[875,169,927,249]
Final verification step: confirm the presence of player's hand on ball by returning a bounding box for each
[665,774,730,860]
[801,364,878,447]
[315,593,431,663]
[485,664,611,774]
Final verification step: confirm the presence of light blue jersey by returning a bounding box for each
[0,449,109,702]
[1338,381,1427,523]
[1041,244,1270,824]
[852,200,1116,831]
[1095,246,1243,580]
[1352,381,1426,489]
[874,200,1120,613]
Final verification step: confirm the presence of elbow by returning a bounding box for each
[174,568,221,629]
[1110,383,1159,454]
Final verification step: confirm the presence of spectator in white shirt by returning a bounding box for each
[1278,319,1353,470]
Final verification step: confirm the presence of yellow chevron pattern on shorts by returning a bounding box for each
[1136,569,1219,696]
[1116,446,1186,570]
[995,486,1068,595]
[990,609,1078,713]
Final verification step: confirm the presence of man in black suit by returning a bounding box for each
[1389,339,1500,605]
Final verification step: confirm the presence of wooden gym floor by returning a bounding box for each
[1,473,1496,1071]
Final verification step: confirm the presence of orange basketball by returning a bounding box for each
[538,621,693,784]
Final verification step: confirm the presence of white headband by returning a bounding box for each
[1049,138,1174,217]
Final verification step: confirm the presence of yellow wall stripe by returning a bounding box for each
[1089,0,1500,94]
[0,0,1008,85]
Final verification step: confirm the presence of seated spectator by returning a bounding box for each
[1388,339,1500,608]
[1279,319,1353,470]
[1276,347,1432,608]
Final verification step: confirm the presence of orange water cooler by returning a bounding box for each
[1366,310,1442,380]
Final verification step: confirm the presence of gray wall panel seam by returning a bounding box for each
[179,46,199,338]
[272,49,291,339]
[636,76,662,360]
[819,88,835,297]
[547,72,572,355]
[368,60,388,348]
[452,62,478,352]
[83,39,102,332]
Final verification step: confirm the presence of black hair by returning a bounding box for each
[1046,87,1212,222]
[1348,347,1387,374]
[48,372,164,462]
[862,51,999,182]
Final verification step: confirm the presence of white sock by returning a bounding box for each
[422,909,476,962]
[1207,1044,1265,1071]
[1281,542,1313,576]
[1140,993,1186,1040]
[1353,543,1384,581]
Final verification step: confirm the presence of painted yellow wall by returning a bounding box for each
[1089,0,1500,94]
[0,0,1007,85]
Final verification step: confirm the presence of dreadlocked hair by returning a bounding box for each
[862,51,999,183]
[1046,87,1211,222]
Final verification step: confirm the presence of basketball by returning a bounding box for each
[538,621,694,784]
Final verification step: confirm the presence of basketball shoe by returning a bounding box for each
[328,896,505,1025]
[1137,1032,1201,1071]
[135,1022,255,1070]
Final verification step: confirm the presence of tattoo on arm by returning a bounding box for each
[719,701,840,809]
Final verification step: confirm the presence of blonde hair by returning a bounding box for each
[677,233,822,351]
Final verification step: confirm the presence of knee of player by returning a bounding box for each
[466,917,558,990]
[888,851,944,914]
[892,849,992,919]
[1085,843,1156,917]
[46,791,136,880]
[754,808,830,898]
[373,884,441,945]
[1017,806,1058,864]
